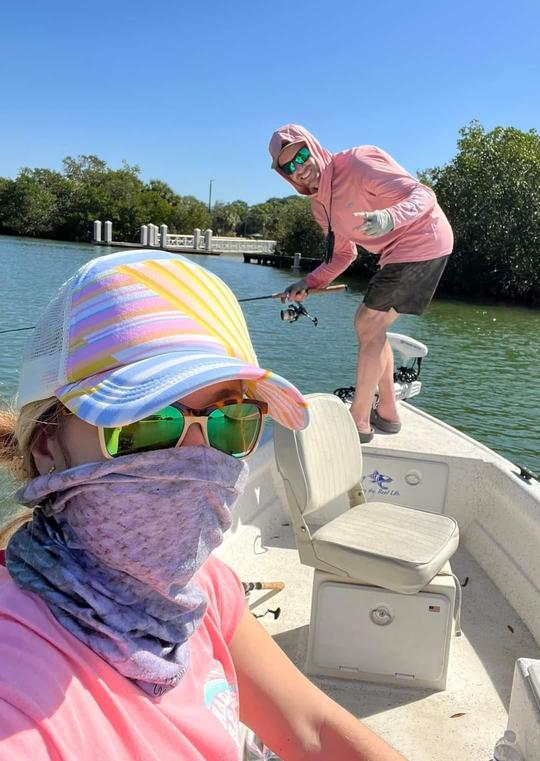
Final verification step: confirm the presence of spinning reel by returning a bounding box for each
[280,302,318,327]
[238,283,347,328]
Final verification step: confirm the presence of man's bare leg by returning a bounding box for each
[349,305,399,433]
[376,339,401,423]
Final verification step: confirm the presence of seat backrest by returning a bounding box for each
[273,393,365,526]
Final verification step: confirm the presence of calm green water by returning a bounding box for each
[1,235,539,490]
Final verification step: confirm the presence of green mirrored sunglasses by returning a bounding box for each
[280,146,311,176]
[98,399,268,460]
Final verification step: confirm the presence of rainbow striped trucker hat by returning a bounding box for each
[16,250,309,430]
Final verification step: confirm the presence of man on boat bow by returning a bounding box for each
[269,124,454,442]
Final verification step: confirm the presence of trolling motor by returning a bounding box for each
[388,332,428,400]
[334,332,429,405]
[281,302,318,326]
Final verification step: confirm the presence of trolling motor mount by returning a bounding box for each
[334,332,429,405]
[281,302,318,327]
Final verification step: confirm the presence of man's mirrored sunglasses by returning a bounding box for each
[280,146,311,176]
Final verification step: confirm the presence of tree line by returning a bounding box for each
[1,121,539,304]
[0,154,326,256]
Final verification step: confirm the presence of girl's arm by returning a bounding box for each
[230,607,407,761]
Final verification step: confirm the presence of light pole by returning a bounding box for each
[208,179,215,212]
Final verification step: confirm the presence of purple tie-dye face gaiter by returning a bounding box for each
[7,446,248,696]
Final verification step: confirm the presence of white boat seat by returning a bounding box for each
[273,393,459,595]
[312,501,459,594]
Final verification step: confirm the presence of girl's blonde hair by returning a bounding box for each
[0,397,62,547]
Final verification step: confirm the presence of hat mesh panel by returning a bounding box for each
[17,278,73,404]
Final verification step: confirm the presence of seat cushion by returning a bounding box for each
[311,501,459,594]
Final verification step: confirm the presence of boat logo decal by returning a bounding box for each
[363,469,401,497]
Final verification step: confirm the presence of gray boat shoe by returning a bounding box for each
[358,428,374,444]
[370,409,402,434]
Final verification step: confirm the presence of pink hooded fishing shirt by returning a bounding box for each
[269,125,454,289]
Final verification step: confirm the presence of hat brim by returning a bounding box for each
[56,351,309,431]
[271,139,306,169]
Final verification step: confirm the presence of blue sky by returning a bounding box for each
[1,0,539,206]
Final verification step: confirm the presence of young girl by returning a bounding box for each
[0,249,406,761]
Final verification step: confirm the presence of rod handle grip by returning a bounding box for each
[273,283,348,299]
[309,284,348,295]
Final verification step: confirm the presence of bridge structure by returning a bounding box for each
[92,220,276,255]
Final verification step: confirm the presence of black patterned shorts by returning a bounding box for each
[363,255,449,315]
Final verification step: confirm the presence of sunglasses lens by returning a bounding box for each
[207,403,263,457]
[103,406,185,457]
[296,147,310,164]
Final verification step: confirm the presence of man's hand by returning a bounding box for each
[280,278,309,303]
[353,209,394,237]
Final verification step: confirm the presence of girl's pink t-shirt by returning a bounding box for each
[0,554,246,761]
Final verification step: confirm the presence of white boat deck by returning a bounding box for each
[216,401,540,760]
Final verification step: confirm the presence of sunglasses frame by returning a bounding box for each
[97,398,268,460]
[280,146,311,176]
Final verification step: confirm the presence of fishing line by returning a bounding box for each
[0,326,35,335]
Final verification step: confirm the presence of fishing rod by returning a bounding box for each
[242,581,285,593]
[237,284,347,302]
[0,284,348,336]
[239,283,348,327]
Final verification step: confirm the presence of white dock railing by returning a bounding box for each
[163,234,194,248]
[92,221,276,254]
[203,236,276,253]
[163,231,276,254]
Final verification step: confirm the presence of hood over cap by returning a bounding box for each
[269,124,333,196]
